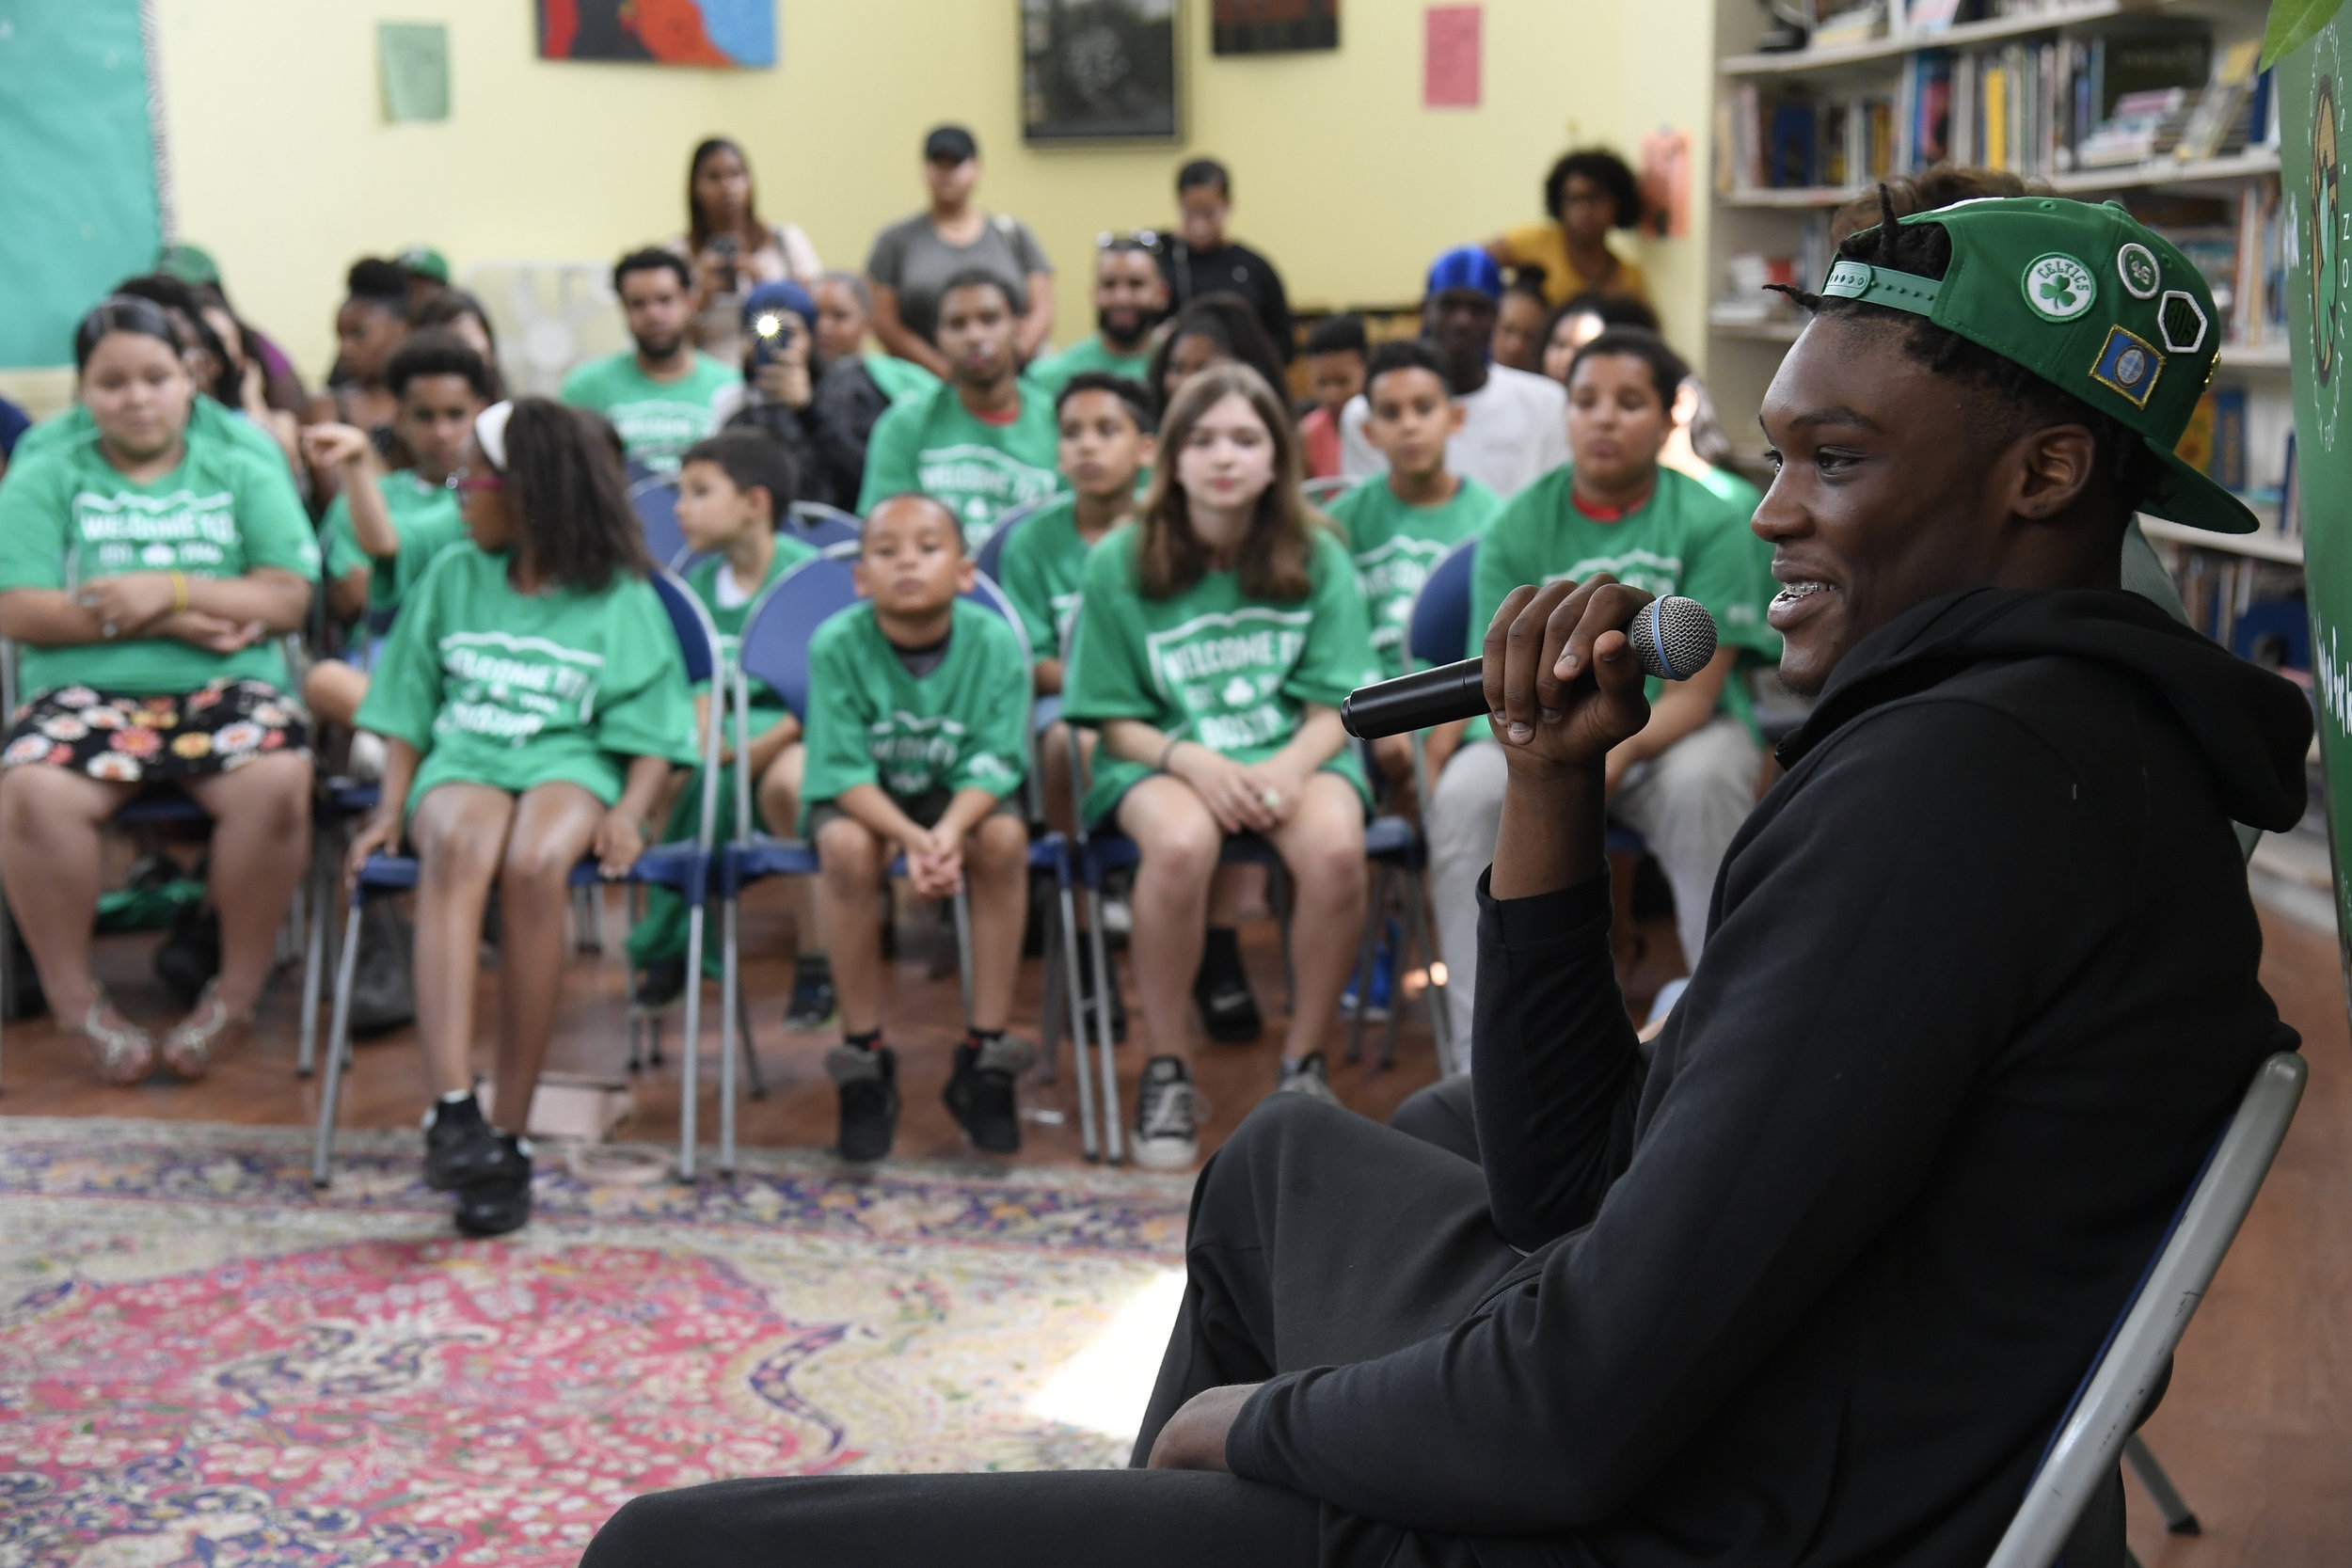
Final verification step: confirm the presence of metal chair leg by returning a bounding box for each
[951,887,976,1030]
[737,986,765,1100]
[1053,879,1098,1160]
[1345,863,1384,1065]
[718,896,739,1177]
[296,848,329,1076]
[310,900,368,1188]
[1085,886,1124,1164]
[2122,1434,2201,1535]
[677,895,704,1183]
[1038,885,1063,1087]
[1404,863,1454,1070]
[1382,874,1420,1070]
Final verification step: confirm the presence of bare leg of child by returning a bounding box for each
[962,813,1031,1033]
[181,752,311,1020]
[0,768,141,1073]
[1265,772,1368,1065]
[1115,775,1223,1066]
[408,783,517,1098]
[488,781,606,1131]
[813,816,885,1037]
[302,660,371,730]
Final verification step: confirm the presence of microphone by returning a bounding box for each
[1341,595,1719,739]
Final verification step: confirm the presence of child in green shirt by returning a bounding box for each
[623,430,820,1011]
[1061,362,1376,1170]
[347,397,701,1239]
[801,493,1034,1162]
[997,372,1157,834]
[856,272,1065,549]
[299,332,491,731]
[1327,339,1503,795]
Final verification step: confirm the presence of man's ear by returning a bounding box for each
[1136,433,1160,469]
[955,554,977,593]
[2007,423,2098,523]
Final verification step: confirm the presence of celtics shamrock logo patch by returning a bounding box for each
[2022,253,2097,322]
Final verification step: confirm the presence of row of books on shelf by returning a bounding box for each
[1721,28,2276,193]
[1712,177,2284,344]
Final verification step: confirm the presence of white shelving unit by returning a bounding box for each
[1705,0,2296,635]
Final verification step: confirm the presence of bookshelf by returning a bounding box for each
[1706,0,2296,629]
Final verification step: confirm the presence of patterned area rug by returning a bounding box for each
[0,1117,1195,1566]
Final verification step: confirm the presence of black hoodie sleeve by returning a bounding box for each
[1225,699,2104,1533]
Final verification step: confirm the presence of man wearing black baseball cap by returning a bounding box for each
[865,123,1055,377]
[586,196,2310,1568]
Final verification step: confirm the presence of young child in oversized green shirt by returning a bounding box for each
[798,493,1036,1163]
[623,432,818,991]
[857,376,1065,551]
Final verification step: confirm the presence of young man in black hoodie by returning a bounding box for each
[582,200,2310,1568]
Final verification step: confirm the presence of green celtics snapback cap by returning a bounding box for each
[1820,196,2255,534]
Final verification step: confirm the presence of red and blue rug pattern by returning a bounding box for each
[0,1118,1194,1566]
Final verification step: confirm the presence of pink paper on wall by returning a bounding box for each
[1424,6,1481,109]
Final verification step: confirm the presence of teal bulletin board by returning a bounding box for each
[0,0,166,368]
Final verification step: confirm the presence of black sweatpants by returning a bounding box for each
[580,1094,1557,1568]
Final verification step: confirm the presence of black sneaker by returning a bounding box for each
[422,1094,507,1191]
[944,1035,1034,1154]
[1132,1055,1204,1171]
[631,958,687,1009]
[826,1043,899,1162]
[1193,941,1263,1044]
[786,956,838,1031]
[453,1133,533,1238]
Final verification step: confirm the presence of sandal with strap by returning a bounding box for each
[158,980,249,1083]
[66,993,154,1085]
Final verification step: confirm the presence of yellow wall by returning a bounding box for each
[135,0,1711,384]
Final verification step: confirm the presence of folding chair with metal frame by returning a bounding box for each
[1300,475,1355,507]
[309,570,730,1187]
[1984,1050,2307,1568]
[714,554,1097,1170]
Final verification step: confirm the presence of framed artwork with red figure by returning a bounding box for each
[535,0,776,68]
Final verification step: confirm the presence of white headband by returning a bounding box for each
[474,401,515,473]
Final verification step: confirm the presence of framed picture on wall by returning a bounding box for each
[535,0,776,68]
[1021,0,1182,142]
[1211,0,1337,55]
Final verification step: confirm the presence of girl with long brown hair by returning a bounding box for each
[1061,362,1374,1169]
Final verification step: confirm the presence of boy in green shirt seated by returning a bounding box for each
[625,430,822,1011]
[561,249,737,476]
[997,372,1157,831]
[1424,329,1773,1063]
[800,494,1035,1161]
[1327,340,1503,797]
[857,272,1065,550]
[300,333,492,732]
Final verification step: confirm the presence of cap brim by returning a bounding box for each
[2141,438,2259,535]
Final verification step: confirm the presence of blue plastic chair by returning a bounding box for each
[716,557,1097,1168]
[310,569,729,1186]
[972,499,1051,585]
[787,501,862,554]
[628,476,689,571]
[1986,1051,2306,1568]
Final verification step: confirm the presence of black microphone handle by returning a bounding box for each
[1339,659,1487,740]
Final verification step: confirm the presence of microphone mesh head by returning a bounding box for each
[1629,596,1719,680]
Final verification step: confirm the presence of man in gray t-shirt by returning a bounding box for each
[866,124,1055,375]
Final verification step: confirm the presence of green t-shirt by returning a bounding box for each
[1468,465,1773,741]
[560,351,737,475]
[1027,334,1153,396]
[1693,464,1782,667]
[14,394,286,472]
[865,353,942,404]
[319,470,469,621]
[1062,526,1375,827]
[1327,474,1503,682]
[354,544,702,814]
[995,496,1123,662]
[0,421,319,698]
[797,598,1031,830]
[681,537,818,707]
[856,378,1066,549]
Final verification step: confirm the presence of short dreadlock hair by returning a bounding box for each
[1772,185,2163,523]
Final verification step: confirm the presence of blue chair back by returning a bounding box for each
[738,556,861,721]
[788,501,863,553]
[974,499,1049,584]
[1406,536,1479,670]
[649,568,719,687]
[629,476,688,570]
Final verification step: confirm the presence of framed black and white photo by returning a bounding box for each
[1021,0,1181,143]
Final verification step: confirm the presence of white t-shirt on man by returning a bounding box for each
[1339,362,1570,499]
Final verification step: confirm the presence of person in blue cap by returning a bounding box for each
[710,279,835,507]
[1339,244,1569,499]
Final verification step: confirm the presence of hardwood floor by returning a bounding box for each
[2,884,2344,1562]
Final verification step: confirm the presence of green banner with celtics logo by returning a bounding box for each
[2280,6,2352,965]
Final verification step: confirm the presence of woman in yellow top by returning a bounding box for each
[1486,148,1650,309]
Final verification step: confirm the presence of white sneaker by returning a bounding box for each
[1131,1054,1203,1170]
[1276,1051,1339,1103]
[1100,895,1135,937]
[346,730,388,781]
